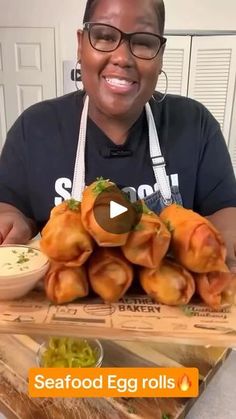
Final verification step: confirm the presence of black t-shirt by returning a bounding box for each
[0,91,236,230]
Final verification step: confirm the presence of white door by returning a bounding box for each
[156,35,191,96]
[0,27,56,149]
[188,35,236,145]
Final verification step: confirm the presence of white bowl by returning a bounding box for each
[0,245,49,300]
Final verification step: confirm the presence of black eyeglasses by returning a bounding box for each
[83,22,166,60]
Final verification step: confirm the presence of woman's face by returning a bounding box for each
[77,0,164,120]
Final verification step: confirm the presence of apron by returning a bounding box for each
[72,95,183,214]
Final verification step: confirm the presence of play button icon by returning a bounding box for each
[93,185,142,234]
[110,201,128,219]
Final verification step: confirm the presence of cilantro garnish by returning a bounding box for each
[66,198,81,211]
[92,177,110,195]
[162,414,171,419]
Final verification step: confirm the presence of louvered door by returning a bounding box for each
[188,35,236,145]
[0,44,7,149]
[228,94,236,173]
[156,35,191,96]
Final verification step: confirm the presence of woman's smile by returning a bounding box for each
[102,75,138,94]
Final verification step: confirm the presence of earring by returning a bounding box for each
[152,69,168,103]
[73,60,82,91]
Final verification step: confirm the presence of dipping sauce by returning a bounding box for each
[0,246,48,276]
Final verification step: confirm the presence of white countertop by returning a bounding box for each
[186,350,236,419]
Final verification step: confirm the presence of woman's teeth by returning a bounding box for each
[105,77,133,87]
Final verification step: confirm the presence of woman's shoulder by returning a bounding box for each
[20,91,84,122]
[152,92,219,128]
[153,92,209,112]
[171,93,210,111]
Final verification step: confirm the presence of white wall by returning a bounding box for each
[165,0,236,31]
[1,0,236,63]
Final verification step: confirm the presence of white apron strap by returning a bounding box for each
[72,96,172,204]
[145,102,172,203]
[71,95,89,201]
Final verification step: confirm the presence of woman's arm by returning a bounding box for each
[207,207,236,272]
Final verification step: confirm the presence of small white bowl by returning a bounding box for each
[0,245,49,300]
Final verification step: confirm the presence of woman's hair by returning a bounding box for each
[82,0,165,35]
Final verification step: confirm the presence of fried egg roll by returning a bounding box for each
[40,199,94,267]
[45,262,89,304]
[88,247,134,302]
[160,204,227,273]
[139,258,195,305]
[194,270,236,309]
[122,201,170,268]
[81,178,136,246]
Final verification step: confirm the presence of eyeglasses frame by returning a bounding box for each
[83,22,167,60]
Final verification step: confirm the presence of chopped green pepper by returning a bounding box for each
[40,337,99,368]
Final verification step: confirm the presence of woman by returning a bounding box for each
[0,0,236,270]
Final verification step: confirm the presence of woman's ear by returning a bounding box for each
[77,29,83,62]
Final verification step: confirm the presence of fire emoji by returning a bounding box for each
[178,374,192,392]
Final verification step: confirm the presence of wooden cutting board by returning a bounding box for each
[0,334,231,419]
